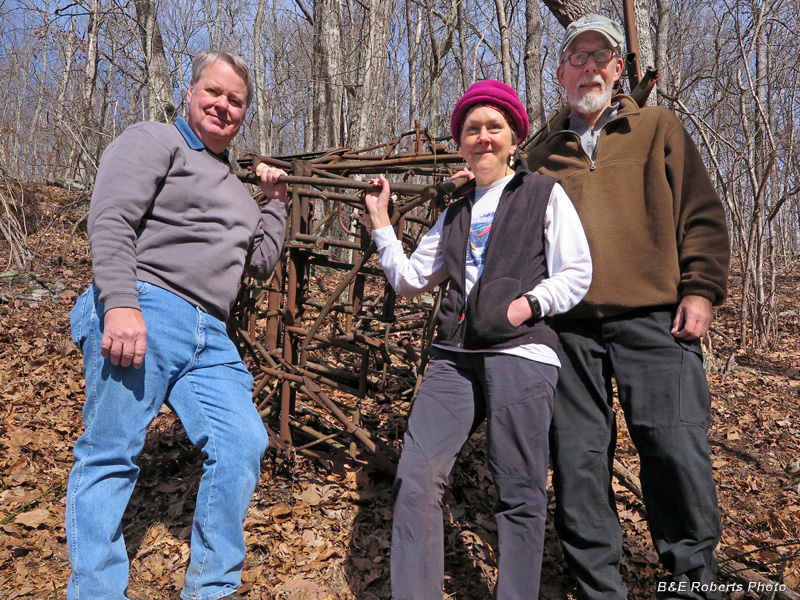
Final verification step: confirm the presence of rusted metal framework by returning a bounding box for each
[232,127,466,471]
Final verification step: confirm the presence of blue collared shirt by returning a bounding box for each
[174,116,230,159]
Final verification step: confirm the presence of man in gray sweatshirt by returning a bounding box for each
[66,50,287,600]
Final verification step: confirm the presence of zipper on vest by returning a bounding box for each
[456,196,473,348]
[456,306,466,347]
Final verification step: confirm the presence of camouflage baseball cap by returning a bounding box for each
[559,13,625,59]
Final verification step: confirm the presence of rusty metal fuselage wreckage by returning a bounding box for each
[233,130,465,472]
[232,10,657,472]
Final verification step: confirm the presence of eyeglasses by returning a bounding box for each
[561,48,616,67]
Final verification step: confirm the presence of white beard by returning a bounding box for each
[568,76,613,117]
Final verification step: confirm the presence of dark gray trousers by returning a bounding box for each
[390,347,558,600]
[550,309,722,600]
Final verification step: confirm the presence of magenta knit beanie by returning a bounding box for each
[450,80,529,144]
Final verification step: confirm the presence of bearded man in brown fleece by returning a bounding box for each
[526,13,730,600]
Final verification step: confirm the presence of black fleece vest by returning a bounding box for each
[433,167,559,351]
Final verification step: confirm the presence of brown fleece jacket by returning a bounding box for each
[526,95,729,319]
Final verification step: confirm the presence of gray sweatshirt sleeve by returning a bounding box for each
[88,125,172,312]
[246,199,289,279]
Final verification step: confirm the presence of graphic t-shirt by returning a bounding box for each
[464,174,513,298]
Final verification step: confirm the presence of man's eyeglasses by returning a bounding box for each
[561,48,616,67]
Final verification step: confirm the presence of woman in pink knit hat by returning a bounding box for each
[365,80,592,599]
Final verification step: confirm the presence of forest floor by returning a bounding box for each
[1,185,799,600]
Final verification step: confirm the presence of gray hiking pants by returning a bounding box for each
[390,347,558,600]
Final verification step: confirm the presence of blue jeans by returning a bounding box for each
[66,282,268,600]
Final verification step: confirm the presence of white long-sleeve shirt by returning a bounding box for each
[372,177,592,366]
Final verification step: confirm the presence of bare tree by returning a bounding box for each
[631,0,654,72]
[134,0,175,122]
[351,0,393,149]
[253,0,270,155]
[493,0,512,85]
[405,0,425,126]
[83,0,100,109]
[1,0,798,358]
[653,0,671,104]
[541,0,600,28]
[424,0,459,135]
[310,0,344,150]
[524,0,545,132]
[665,0,798,348]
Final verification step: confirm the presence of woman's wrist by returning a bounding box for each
[369,211,392,230]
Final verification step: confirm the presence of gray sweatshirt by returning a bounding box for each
[88,118,287,321]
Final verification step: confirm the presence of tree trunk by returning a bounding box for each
[738,3,777,348]
[653,0,671,105]
[78,0,101,183]
[524,0,545,133]
[455,1,468,91]
[632,0,655,101]
[135,0,174,122]
[425,0,442,134]
[424,0,458,136]
[310,0,345,246]
[254,0,270,155]
[541,0,600,28]
[406,0,424,126]
[26,29,49,178]
[493,0,512,85]
[311,0,343,150]
[56,34,75,182]
[83,0,99,108]
[351,0,393,149]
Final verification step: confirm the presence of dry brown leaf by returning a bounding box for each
[14,508,51,528]
[284,577,328,599]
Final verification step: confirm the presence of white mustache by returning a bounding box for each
[578,76,604,87]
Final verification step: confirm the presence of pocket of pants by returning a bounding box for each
[70,286,92,349]
[678,340,711,426]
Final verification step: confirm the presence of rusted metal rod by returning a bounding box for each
[398,337,421,368]
[260,364,362,398]
[327,152,452,162]
[622,0,642,89]
[239,173,436,197]
[300,188,363,204]
[300,378,397,471]
[298,242,377,364]
[315,154,464,170]
[294,233,365,251]
[631,66,660,108]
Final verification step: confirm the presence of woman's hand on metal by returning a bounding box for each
[365,174,392,229]
[449,168,474,182]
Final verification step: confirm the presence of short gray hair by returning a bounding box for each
[191,50,254,108]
